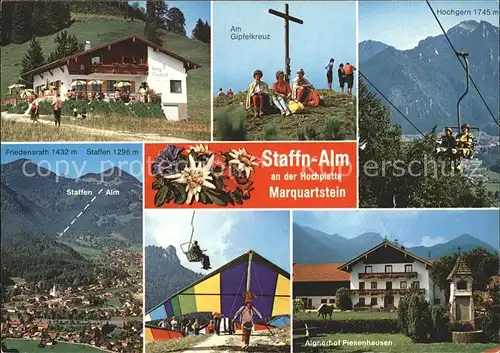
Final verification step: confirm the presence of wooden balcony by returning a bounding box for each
[358,272,418,279]
[90,63,148,75]
[350,288,425,296]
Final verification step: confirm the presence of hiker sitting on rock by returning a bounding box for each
[271,71,292,116]
[245,69,270,118]
[291,69,313,104]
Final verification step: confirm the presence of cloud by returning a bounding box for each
[144,210,242,272]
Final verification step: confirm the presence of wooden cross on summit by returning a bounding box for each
[268,4,304,82]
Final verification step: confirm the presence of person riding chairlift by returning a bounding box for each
[455,123,473,158]
[191,240,211,270]
[436,127,457,157]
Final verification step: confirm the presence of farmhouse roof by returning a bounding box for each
[293,263,350,282]
[24,34,200,76]
[447,255,472,280]
[338,239,433,272]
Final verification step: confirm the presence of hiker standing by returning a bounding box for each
[52,93,63,127]
[212,311,222,335]
[338,64,346,94]
[325,58,335,90]
[344,62,355,96]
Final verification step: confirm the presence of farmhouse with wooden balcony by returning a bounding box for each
[24,34,200,121]
[338,238,445,309]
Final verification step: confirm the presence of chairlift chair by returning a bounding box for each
[436,51,480,164]
[180,211,206,263]
[180,242,204,263]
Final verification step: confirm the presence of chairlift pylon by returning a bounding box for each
[435,51,480,166]
[181,211,209,268]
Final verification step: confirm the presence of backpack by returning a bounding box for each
[288,101,304,113]
[344,64,353,75]
[306,89,320,107]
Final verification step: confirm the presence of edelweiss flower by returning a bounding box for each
[188,144,211,155]
[165,154,215,204]
[228,148,259,178]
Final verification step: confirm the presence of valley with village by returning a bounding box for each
[1,244,143,353]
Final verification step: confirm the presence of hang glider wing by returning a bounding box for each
[145,250,290,324]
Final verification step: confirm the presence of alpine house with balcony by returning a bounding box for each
[338,239,445,309]
[24,34,200,121]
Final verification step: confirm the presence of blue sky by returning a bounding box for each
[1,143,143,181]
[293,210,499,249]
[130,1,210,33]
[145,210,291,273]
[360,1,500,49]
[213,1,357,95]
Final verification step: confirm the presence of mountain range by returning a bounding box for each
[359,20,499,135]
[1,159,143,244]
[293,223,497,264]
[145,245,203,312]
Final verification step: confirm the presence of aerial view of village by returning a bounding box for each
[293,209,499,352]
[0,1,211,142]
[0,143,144,352]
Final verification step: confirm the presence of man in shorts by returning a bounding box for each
[344,62,355,96]
[52,93,63,127]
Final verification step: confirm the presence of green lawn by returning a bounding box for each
[294,333,499,353]
[57,240,103,258]
[2,339,105,352]
[295,311,397,321]
[1,14,210,139]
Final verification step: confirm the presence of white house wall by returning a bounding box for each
[147,47,187,105]
[350,261,445,305]
[33,65,71,93]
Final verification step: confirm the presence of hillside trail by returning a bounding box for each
[182,332,288,353]
[1,113,189,142]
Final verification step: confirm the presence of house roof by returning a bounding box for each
[338,239,433,272]
[24,34,200,76]
[447,255,472,280]
[293,263,350,282]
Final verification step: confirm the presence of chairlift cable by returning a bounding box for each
[358,70,426,137]
[189,210,196,246]
[425,0,499,126]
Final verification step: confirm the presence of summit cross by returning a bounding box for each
[268,4,304,82]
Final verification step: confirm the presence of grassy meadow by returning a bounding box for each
[1,13,210,140]
[294,333,499,353]
[146,335,208,353]
[294,311,398,321]
[213,90,356,141]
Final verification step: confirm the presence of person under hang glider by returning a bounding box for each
[232,296,265,350]
[191,240,211,270]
